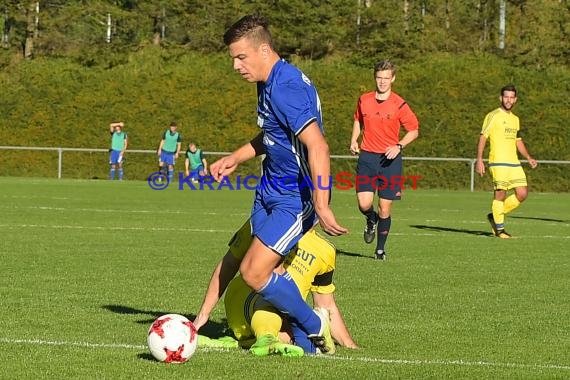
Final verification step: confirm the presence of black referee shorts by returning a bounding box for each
[355,150,403,200]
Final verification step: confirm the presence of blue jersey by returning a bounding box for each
[256,59,323,204]
[250,59,323,254]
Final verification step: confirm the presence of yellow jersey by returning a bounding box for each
[228,221,336,298]
[282,228,336,298]
[481,108,522,165]
[224,222,336,343]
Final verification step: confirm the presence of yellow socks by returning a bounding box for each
[503,194,521,214]
[251,308,283,339]
[492,199,505,228]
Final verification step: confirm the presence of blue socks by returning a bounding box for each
[109,168,124,180]
[258,272,321,335]
[290,321,317,354]
[376,216,391,252]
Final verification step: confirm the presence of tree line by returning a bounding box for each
[1,0,569,68]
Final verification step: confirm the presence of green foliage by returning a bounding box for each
[1,49,569,190]
[1,0,569,65]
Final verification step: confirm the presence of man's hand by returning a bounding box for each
[528,157,538,169]
[349,141,360,155]
[476,159,485,176]
[210,155,239,182]
[193,312,209,331]
[315,205,348,236]
[385,145,401,160]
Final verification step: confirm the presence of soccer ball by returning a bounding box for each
[147,314,198,363]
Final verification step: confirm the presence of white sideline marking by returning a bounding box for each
[0,223,568,239]
[0,224,232,233]
[0,338,145,350]
[0,205,249,217]
[0,337,568,371]
[317,354,570,371]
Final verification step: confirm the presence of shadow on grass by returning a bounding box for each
[104,304,234,362]
[509,215,567,223]
[336,249,372,259]
[410,224,494,237]
[102,304,229,339]
[137,353,156,362]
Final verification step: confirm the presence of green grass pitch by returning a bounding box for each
[0,177,568,379]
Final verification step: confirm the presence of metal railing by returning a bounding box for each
[1,145,569,192]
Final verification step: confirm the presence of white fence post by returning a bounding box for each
[58,147,63,179]
[470,159,476,192]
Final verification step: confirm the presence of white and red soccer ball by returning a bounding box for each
[147,314,198,363]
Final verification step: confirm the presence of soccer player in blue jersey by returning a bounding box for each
[157,121,182,182]
[109,121,128,180]
[194,15,347,355]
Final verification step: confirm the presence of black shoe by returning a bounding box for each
[374,250,386,260]
[487,213,499,236]
[363,217,378,244]
[496,229,512,239]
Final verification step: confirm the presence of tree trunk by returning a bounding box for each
[24,2,36,59]
[445,0,451,30]
[478,0,489,47]
[499,0,506,50]
[403,0,409,33]
[2,7,9,49]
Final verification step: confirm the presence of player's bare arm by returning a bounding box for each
[350,120,361,155]
[109,121,123,133]
[385,129,418,160]
[157,139,164,155]
[312,292,358,349]
[298,122,348,236]
[210,132,264,182]
[476,134,487,176]
[175,143,181,159]
[193,251,241,330]
[516,140,538,169]
[184,158,190,176]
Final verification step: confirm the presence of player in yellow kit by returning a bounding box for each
[222,224,357,356]
[476,84,537,238]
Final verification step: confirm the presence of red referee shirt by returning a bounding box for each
[354,91,419,154]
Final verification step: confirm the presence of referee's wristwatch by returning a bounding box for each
[396,143,404,151]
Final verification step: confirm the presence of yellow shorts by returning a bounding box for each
[228,219,253,261]
[224,276,256,343]
[489,165,527,191]
[224,276,278,347]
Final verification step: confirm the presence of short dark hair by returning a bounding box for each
[501,84,517,96]
[223,14,273,49]
[170,121,177,127]
[374,60,397,75]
